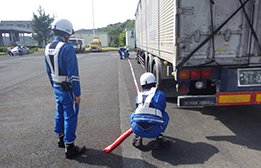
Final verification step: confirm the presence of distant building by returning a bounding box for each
[0,21,33,46]
[125,28,135,48]
[73,30,111,47]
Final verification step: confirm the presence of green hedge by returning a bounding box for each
[30,48,38,52]
[0,47,7,52]
[27,45,42,50]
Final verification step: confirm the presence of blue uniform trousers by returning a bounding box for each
[130,111,169,138]
[118,50,123,58]
[124,52,129,58]
[53,86,79,143]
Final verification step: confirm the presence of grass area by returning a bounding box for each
[85,47,118,51]
[0,52,7,55]
[32,48,45,53]
[102,47,119,51]
[85,47,134,52]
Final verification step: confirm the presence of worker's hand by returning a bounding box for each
[75,96,81,105]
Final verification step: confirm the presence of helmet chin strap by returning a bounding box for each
[64,34,69,43]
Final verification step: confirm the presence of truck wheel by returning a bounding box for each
[137,55,140,64]
[153,62,160,89]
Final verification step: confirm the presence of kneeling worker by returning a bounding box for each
[130,72,170,149]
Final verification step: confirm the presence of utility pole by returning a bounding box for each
[92,0,96,38]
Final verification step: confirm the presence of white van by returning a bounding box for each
[69,37,85,53]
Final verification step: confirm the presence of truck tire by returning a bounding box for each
[152,57,161,89]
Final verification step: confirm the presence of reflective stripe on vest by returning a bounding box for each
[45,42,68,83]
[134,87,162,118]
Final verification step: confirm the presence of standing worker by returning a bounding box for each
[130,72,170,149]
[118,46,126,59]
[44,18,86,159]
[18,45,23,56]
[7,45,13,56]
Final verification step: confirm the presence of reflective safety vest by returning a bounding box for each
[134,87,163,124]
[45,42,69,83]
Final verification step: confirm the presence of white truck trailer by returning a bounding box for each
[135,0,261,107]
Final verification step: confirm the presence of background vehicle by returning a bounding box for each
[11,46,30,55]
[68,37,85,53]
[135,0,261,107]
[89,37,102,52]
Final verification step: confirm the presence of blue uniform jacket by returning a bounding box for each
[44,37,81,97]
[118,47,125,52]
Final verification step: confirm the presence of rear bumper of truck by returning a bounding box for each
[177,66,261,107]
[178,91,261,107]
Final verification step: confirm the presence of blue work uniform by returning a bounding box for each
[18,46,23,56]
[44,37,81,143]
[130,87,169,138]
[124,50,130,58]
[118,47,125,58]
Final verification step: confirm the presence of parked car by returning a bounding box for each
[11,46,30,55]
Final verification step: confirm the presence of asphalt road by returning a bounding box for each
[1,52,261,168]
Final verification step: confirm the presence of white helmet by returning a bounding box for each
[140,72,156,86]
[52,19,74,35]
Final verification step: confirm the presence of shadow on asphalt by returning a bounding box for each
[176,105,261,151]
[132,136,219,166]
[202,105,261,151]
[70,148,157,168]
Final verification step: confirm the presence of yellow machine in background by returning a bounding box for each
[89,37,102,52]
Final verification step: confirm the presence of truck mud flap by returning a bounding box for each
[178,95,216,107]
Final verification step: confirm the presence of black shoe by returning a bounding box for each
[58,133,65,148]
[153,137,170,150]
[65,143,86,159]
[132,136,142,147]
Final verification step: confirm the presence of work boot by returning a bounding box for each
[132,135,142,147]
[58,133,65,148]
[153,134,170,150]
[65,142,86,159]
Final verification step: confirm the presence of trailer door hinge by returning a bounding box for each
[177,7,194,15]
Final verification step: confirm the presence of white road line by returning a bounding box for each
[118,58,145,168]
[128,58,140,94]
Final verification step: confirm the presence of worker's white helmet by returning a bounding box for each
[52,19,74,35]
[140,72,156,86]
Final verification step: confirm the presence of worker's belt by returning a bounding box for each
[133,117,164,123]
[134,107,162,118]
[51,74,69,83]
[53,81,71,91]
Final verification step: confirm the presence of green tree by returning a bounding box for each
[119,29,126,47]
[110,36,119,47]
[31,6,54,46]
